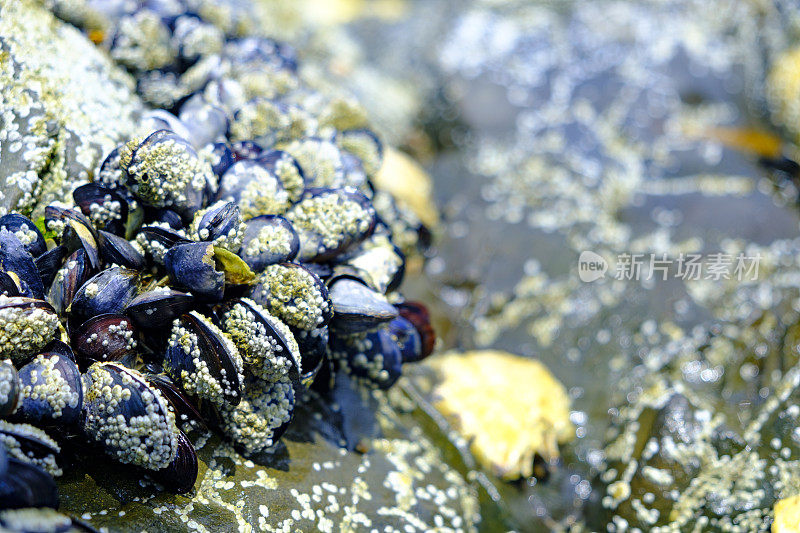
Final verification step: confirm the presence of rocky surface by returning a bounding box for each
[0,0,142,216]
[338,0,800,530]
[58,388,479,532]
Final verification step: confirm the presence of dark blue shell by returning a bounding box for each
[329,327,402,390]
[164,242,225,301]
[208,142,234,177]
[386,316,423,364]
[0,228,44,299]
[15,353,83,425]
[0,214,46,258]
[0,443,59,510]
[67,267,139,329]
[239,215,299,272]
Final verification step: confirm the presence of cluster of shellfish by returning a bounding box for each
[0,0,435,519]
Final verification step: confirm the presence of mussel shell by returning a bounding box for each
[0,297,60,366]
[282,137,345,189]
[0,271,34,298]
[329,328,403,390]
[138,225,192,264]
[125,130,206,216]
[215,160,291,219]
[216,298,301,386]
[0,421,61,476]
[386,316,423,364]
[36,245,67,291]
[231,99,316,151]
[73,183,129,236]
[0,361,19,418]
[47,248,92,316]
[337,128,384,177]
[188,201,244,252]
[340,238,405,294]
[164,311,243,407]
[44,207,100,270]
[146,373,206,431]
[247,262,332,331]
[253,150,306,202]
[71,314,138,370]
[328,277,398,334]
[208,142,234,177]
[238,215,299,272]
[82,362,179,470]
[396,301,435,360]
[0,229,44,300]
[0,449,59,510]
[285,188,377,262]
[216,373,295,455]
[150,429,198,494]
[164,242,225,301]
[15,353,83,425]
[125,288,194,328]
[0,214,46,258]
[67,267,139,330]
[179,100,228,148]
[97,230,146,270]
[293,326,328,388]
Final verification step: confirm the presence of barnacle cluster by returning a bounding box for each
[0,0,438,523]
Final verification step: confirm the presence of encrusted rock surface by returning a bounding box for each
[58,390,480,532]
[0,0,142,216]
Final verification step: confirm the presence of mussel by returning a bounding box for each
[15,353,83,425]
[216,298,300,385]
[164,311,243,407]
[82,362,180,470]
[285,188,376,262]
[122,130,209,217]
[71,314,138,370]
[164,242,225,301]
[328,276,398,333]
[0,442,59,510]
[0,297,60,366]
[188,201,245,252]
[248,262,332,331]
[67,267,139,330]
[0,214,46,258]
[238,215,299,272]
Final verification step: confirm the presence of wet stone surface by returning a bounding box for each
[0,0,142,216]
[341,0,800,530]
[58,389,479,532]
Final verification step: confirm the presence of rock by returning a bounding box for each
[0,0,142,217]
[58,389,480,532]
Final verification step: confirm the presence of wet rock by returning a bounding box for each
[57,389,480,532]
[0,0,142,216]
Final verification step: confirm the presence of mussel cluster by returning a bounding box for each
[0,0,435,518]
